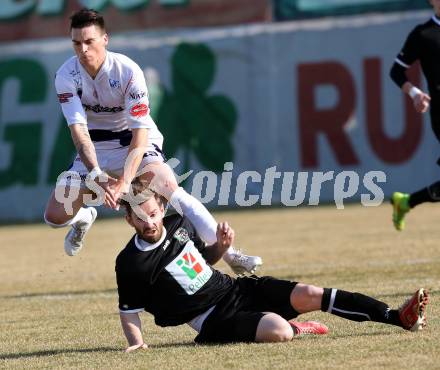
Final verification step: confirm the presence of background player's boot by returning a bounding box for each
[224,250,263,276]
[64,207,97,256]
[391,192,410,231]
[398,288,429,331]
[289,321,329,336]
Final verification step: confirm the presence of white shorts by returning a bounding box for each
[63,140,165,185]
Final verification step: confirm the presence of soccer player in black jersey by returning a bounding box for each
[390,0,440,230]
[114,181,428,351]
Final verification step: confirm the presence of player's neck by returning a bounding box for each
[81,53,106,79]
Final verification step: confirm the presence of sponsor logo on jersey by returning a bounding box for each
[109,78,121,88]
[129,103,149,117]
[163,240,170,250]
[173,227,189,245]
[57,92,73,103]
[83,104,123,113]
[177,252,203,279]
[129,91,146,100]
[165,242,212,295]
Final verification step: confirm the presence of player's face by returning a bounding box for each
[126,197,165,243]
[71,25,108,71]
[430,0,440,15]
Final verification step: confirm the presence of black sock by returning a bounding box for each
[321,288,402,327]
[409,181,440,208]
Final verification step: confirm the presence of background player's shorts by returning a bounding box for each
[60,140,165,188]
[194,276,299,344]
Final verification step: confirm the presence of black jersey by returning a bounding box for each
[395,16,440,102]
[115,214,234,327]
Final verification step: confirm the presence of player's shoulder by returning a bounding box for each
[164,213,199,240]
[411,17,437,34]
[108,51,142,73]
[163,213,186,230]
[56,55,78,78]
[116,235,138,264]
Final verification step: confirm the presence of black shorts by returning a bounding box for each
[194,276,298,344]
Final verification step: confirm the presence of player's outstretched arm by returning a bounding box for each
[119,312,147,352]
[112,128,149,205]
[70,123,99,171]
[70,123,118,208]
[202,222,235,265]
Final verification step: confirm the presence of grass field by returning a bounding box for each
[0,203,439,369]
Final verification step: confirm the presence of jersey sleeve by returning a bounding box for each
[54,73,87,126]
[124,65,156,130]
[116,260,145,313]
[184,218,207,253]
[395,27,420,68]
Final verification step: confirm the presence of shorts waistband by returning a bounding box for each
[89,129,132,142]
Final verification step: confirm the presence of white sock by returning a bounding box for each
[69,207,93,226]
[44,207,93,228]
[169,187,217,245]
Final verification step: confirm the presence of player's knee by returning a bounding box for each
[255,314,293,342]
[267,321,293,342]
[44,208,69,227]
[272,324,294,342]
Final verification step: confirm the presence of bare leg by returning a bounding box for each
[255,313,293,342]
[290,283,324,313]
[44,186,93,226]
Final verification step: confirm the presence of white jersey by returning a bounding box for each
[55,51,163,148]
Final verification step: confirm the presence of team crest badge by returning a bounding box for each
[174,228,189,245]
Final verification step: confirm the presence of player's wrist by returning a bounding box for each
[89,166,103,181]
[408,86,422,99]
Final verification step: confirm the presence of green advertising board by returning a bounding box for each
[274,0,431,20]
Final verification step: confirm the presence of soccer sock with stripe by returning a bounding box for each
[321,288,402,327]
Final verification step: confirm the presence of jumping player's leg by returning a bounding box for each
[137,160,262,274]
[290,283,429,331]
[44,181,97,256]
[44,187,92,226]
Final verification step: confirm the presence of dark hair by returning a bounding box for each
[119,178,166,216]
[70,8,106,32]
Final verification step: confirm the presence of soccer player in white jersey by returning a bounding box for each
[43,8,261,275]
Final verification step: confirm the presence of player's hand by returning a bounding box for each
[96,174,119,209]
[110,178,130,210]
[86,171,119,209]
[413,92,430,113]
[216,222,235,250]
[125,343,148,353]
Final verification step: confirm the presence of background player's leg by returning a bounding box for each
[392,116,440,230]
[408,180,440,208]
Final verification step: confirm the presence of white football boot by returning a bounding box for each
[226,250,263,276]
[64,207,97,256]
